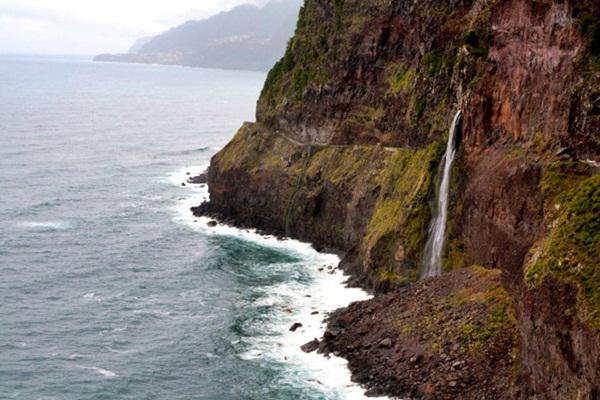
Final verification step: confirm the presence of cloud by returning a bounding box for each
[0,0,271,54]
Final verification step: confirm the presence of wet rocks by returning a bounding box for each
[289,322,303,332]
[301,339,320,353]
[187,171,208,184]
[323,329,339,339]
[319,268,518,399]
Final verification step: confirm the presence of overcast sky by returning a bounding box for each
[0,0,270,55]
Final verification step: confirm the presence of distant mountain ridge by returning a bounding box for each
[128,36,154,54]
[94,0,301,71]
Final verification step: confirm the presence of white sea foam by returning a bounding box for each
[169,166,390,399]
[83,292,103,302]
[19,221,73,231]
[76,365,117,378]
[90,367,117,378]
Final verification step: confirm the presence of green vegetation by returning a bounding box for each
[348,105,385,128]
[363,140,446,286]
[393,266,517,356]
[258,1,333,115]
[422,51,443,75]
[526,166,600,338]
[387,62,416,95]
[455,268,517,351]
[378,266,417,287]
[460,302,515,347]
[540,162,593,211]
[415,99,426,121]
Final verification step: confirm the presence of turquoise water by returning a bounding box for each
[0,55,374,400]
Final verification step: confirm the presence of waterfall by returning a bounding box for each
[421,111,462,278]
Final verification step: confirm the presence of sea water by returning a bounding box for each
[0,55,383,399]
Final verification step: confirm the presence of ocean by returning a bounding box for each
[0,55,379,399]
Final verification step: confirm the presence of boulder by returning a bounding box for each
[289,322,303,332]
[301,339,320,353]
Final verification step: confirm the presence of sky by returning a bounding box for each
[0,0,270,55]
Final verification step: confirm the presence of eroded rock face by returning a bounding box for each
[518,278,600,399]
[201,0,600,397]
[463,0,582,149]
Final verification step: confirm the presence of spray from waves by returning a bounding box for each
[19,221,74,231]
[167,165,390,400]
[75,365,117,378]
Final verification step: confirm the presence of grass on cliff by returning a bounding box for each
[386,62,416,95]
[398,266,518,355]
[364,139,446,287]
[526,164,600,338]
[454,268,517,350]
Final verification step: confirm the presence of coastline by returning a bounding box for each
[188,162,520,399]
[170,165,390,399]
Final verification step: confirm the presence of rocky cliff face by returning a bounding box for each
[199,0,600,397]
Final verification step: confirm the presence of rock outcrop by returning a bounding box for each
[198,0,600,397]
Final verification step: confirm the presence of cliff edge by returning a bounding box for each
[197,0,600,398]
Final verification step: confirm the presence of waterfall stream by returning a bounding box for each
[421,110,462,278]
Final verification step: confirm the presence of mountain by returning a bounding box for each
[94,0,302,71]
[195,0,600,398]
[128,36,154,54]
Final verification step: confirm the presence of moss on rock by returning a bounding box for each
[526,165,600,338]
[361,139,446,287]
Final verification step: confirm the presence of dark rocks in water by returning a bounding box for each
[181,182,186,187]
[323,329,339,339]
[311,311,319,315]
[301,339,320,353]
[289,322,303,332]
[187,172,208,184]
[207,221,218,227]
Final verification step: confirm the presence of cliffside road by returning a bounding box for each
[275,129,399,153]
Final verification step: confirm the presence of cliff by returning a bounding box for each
[197,0,600,398]
[94,0,301,72]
